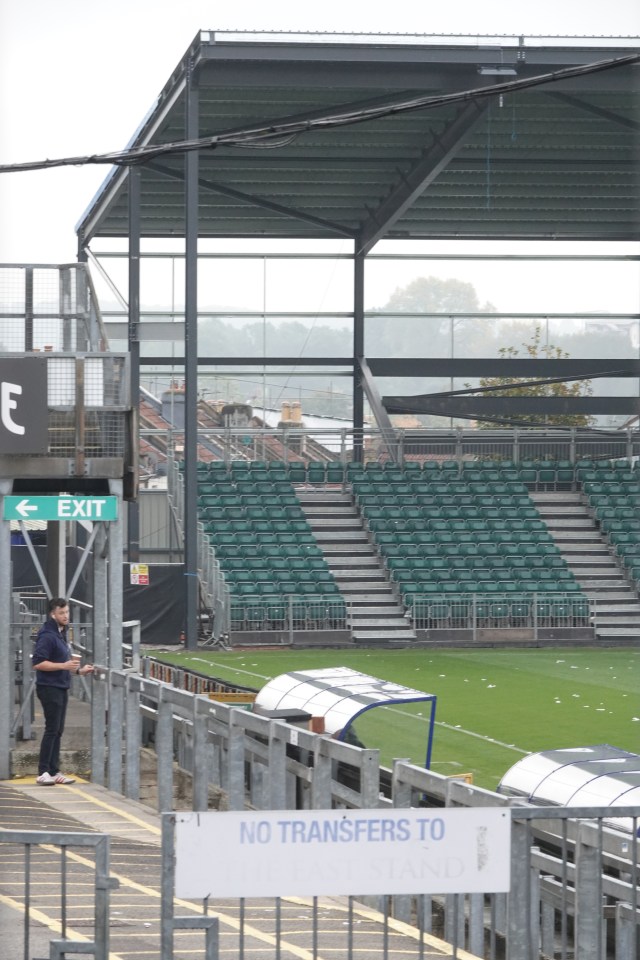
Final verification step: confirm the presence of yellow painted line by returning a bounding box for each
[41,846,338,960]
[0,892,127,960]
[63,786,162,837]
[285,896,482,960]
[8,780,160,838]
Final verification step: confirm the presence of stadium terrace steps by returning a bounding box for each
[532,491,640,641]
[297,489,417,645]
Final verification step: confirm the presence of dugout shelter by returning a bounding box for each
[253,665,437,767]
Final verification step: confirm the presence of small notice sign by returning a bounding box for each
[130,563,149,585]
[174,807,511,899]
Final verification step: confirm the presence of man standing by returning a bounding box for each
[32,598,94,785]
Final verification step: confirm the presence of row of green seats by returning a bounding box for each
[375,535,554,553]
[212,535,324,559]
[228,571,339,591]
[215,543,329,563]
[361,497,537,513]
[400,579,583,598]
[191,459,343,484]
[199,505,304,522]
[199,502,303,518]
[367,519,553,542]
[362,505,546,530]
[229,581,340,600]
[387,554,569,572]
[203,519,313,536]
[353,479,530,494]
[615,542,640,559]
[379,539,560,558]
[408,594,590,628]
[392,568,574,586]
[225,564,335,583]
[230,595,347,631]
[198,480,297,495]
[583,481,639,496]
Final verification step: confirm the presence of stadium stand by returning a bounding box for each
[191,460,347,634]
[178,456,620,641]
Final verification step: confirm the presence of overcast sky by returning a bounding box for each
[1,0,639,267]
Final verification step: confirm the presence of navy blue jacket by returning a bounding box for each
[32,618,72,689]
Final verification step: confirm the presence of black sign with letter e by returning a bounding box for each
[0,357,48,454]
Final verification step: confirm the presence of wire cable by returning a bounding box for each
[1,54,637,174]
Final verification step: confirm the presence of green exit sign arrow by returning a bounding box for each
[3,495,118,522]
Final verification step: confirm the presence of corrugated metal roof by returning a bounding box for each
[77,33,640,247]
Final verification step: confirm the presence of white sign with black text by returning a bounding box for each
[174,807,511,899]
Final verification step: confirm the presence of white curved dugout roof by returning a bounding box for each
[254,666,437,766]
[498,744,640,832]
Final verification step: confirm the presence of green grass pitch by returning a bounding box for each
[147,647,639,790]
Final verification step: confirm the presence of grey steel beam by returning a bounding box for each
[128,167,141,563]
[0,480,12,779]
[197,35,637,70]
[383,394,640,417]
[92,526,108,786]
[357,100,488,255]
[356,357,398,462]
[548,90,640,132]
[148,161,356,239]
[108,481,124,793]
[134,357,640,378]
[383,224,640,241]
[368,358,640,378]
[352,252,364,461]
[184,59,200,652]
[76,75,187,244]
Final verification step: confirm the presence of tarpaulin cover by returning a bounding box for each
[122,564,185,645]
[11,546,184,645]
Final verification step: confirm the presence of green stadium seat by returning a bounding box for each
[287,463,307,483]
[323,462,344,484]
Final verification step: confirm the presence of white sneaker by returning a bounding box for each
[52,774,76,785]
[36,772,56,786]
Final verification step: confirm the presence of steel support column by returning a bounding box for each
[107,481,124,790]
[127,166,141,563]
[91,525,108,785]
[352,250,365,462]
[0,480,13,779]
[184,58,200,651]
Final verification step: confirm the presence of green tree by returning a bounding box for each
[474,325,593,429]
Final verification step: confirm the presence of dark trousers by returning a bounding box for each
[36,686,69,777]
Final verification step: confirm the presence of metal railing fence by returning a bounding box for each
[0,829,114,960]
[152,426,640,467]
[406,590,593,637]
[158,803,639,960]
[8,663,639,959]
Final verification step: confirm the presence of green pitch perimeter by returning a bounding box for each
[148,647,639,790]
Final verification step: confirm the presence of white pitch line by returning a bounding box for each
[435,721,528,754]
[381,705,528,755]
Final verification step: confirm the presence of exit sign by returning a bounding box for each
[3,495,118,522]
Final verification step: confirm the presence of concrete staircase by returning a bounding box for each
[296,488,417,645]
[531,491,640,642]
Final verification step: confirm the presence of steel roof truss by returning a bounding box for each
[147,160,355,238]
[357,100,488,254]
